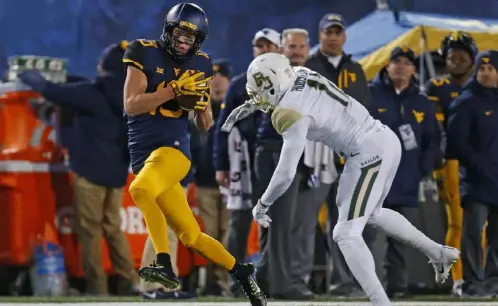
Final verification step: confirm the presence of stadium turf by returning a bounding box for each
[0,296,497,304]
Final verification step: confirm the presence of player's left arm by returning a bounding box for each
[260,115,311,205]
[193,54,215,132]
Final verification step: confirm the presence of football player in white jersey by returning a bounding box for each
[222,53,459,306]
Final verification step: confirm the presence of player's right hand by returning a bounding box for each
[253,200,272,228]
[170,71,211,97]
[221,101,257,132]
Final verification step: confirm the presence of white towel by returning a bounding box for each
[303,140,338,185]
[222,126,253,210]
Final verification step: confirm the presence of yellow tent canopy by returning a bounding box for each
[359,25,498,81]
[311,11,498,81]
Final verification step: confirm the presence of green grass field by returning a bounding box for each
[0,295,497,304]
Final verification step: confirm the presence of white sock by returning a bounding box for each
[368,208,442,260]
[336,234,392,306]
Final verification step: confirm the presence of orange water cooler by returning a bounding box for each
[0,83,147,277]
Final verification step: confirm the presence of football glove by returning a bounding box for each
[170,71,211,97]
[221,100,257,132]
[252,199,272,228]
[194,90,210,111]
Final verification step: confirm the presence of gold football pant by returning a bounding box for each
[129,147,236,271]
[443,160,463,281]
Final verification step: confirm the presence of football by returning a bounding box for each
[176,73,208,111]
[176,94,202,111]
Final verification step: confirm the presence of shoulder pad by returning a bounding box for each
[271,106,303,134]
[193,52,213,78]
[431,77,450,87]
[122,39,159,71]
[195,51,210,60]
[134,39,159,48]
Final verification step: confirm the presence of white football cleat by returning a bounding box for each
[429,246,460,284]
[452,280,464,297]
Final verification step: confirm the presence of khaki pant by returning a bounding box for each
[73,173,137,295]
[196,187,229,292]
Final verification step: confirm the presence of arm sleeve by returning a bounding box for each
[39,81,103,113]
[419,99,442,176]
[446,98,482,171]
[260,116,310,205]
[213,79,242,171]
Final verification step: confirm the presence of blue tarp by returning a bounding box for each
[311,10,498,61]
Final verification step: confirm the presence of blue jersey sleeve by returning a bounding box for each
[123,39,160,72]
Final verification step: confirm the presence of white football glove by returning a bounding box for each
[252,199,272,228]
[221,100,257,132]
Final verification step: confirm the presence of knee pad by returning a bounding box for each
[367,207,398,230]
[367,215,381,229]
[333,221,364,244]
[129,181,155,209]
[177,228,202,248]
[129,167,163,198]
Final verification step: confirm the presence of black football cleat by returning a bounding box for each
[138,261,180,290]
[232,263,267,306]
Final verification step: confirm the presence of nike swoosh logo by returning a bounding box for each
[350,153,360,157]
[437,264,444,274]
[142,291,157,299]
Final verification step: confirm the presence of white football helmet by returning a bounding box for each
[245,53,297,112]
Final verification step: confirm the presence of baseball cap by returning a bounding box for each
[252,28,281,47]
[213,59,233,79]
[390,46,416,65]
[476,51,498,71]
[319,14,347,30]
[100,40,128,73]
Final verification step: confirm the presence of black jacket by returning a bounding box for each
[447,79,498,206]
[305,50,371,106]
[191,100,223,188]
[213,73,261,171]
[369,70,441,207]
[21,73,130,188]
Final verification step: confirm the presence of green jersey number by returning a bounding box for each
[307,72,349,107]
[253,72,274,90]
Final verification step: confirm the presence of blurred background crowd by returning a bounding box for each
[1,0,498,302]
